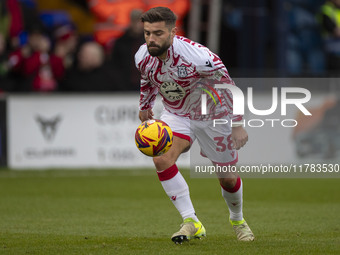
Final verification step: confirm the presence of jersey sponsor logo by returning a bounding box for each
[171,196,177,201]
[177,65,188,78]
[160,82,186,102]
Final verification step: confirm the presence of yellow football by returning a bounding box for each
[135,119,173,157]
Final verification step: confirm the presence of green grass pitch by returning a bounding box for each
[0,168,339,255]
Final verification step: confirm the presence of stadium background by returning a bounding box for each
[0,0,340,168]
[0,1,339,254]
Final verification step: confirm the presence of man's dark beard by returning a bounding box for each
[147,42,170,57]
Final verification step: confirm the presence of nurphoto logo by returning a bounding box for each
[201,83,312,128]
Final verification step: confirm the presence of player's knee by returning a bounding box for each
[153,154,175,171]
[219,177,237,189]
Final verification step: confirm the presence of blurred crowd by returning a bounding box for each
[285,0,340,76]
[221,0,340,77]
[0,0,340,94]
[0,0,190,93]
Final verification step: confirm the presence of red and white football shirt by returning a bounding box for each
[135,35,242,122]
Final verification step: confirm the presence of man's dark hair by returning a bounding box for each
[141,7,177,27]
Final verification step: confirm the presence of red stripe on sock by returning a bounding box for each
[221,176,241,193]
[157,164,179,181]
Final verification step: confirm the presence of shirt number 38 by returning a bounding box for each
[214,135,233,152]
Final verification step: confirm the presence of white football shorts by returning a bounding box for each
[160,110,238,165]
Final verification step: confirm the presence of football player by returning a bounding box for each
[135,7,254,244]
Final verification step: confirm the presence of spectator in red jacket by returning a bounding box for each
[22,31,64,92]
